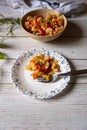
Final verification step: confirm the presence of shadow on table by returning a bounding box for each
[62,20,83,37]
[0,43,13,49]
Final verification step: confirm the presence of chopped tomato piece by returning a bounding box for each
[32,72,38,79]
[38,26,45,35]
[35,63,42,71]
[47,24,54,29]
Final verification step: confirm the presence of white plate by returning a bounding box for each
[11,48,71,99]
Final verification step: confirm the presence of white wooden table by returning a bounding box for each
[0,0,87,130]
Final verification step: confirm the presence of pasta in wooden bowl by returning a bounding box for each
[21,9,67,41]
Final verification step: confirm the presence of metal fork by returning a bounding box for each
[37,69,87,83]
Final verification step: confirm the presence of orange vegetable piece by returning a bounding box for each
[32,72,38,79]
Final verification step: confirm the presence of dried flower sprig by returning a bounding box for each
[0,13,20,43]
[0,13,20,59]
[0,52,6,59]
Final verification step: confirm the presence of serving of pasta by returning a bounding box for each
[25,53,60,81]
[24,13,64,36]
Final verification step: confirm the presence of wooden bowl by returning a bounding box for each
[21,9,67,42]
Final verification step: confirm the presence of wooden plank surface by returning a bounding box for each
[0,84,87,130]
[0,0,87,130]
[0,37,87,59]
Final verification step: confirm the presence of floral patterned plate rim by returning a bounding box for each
[11,48,71,99]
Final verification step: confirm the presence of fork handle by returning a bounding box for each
[60,69,87,76]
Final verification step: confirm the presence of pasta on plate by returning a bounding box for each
[25,53,60,81]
